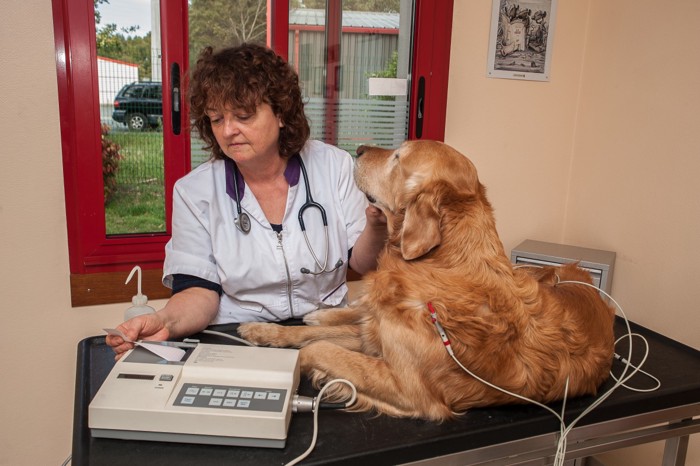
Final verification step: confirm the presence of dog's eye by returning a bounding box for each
[393,152,400,160]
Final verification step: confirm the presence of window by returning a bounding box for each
[52,0,453,306]
[53,0,189,305]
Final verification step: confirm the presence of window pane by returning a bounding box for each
[287,0,412,152]
[95,0,166,235]
[187,0,270,169]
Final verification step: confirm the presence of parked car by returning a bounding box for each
[112,82,163,131]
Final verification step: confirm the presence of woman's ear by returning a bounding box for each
[399,188,442,260]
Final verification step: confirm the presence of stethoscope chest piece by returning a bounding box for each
[230,156,342,274]
[236,212,251,233]
[231,161,252,234]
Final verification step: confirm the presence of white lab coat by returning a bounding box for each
[163,140,368,324]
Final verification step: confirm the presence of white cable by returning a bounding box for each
[204,276,654,462]
[200,329,256,346]
[430,277,660,466]
[197,333,360,464]
[553,280,646,465]
[285,379,357,466]
[610,334,661,392]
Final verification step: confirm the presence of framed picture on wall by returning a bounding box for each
[486,0,558,82]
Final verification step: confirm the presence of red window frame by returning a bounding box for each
[52,0,452,306]
[272,0,453,142]
[52,0,190,305]
[410,0,454,141]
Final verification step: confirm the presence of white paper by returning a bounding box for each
[103,328,134,343]
[137,342,186,362]
[103,328,185,362]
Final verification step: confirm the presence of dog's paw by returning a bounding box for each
[305,366,355,405]
[237,322,282,346]
[306,367,331,389]
[302,310,325,326]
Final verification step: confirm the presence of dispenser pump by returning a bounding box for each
[124,265,156,320]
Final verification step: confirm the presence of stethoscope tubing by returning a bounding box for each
[298,156,328,231]
[230,156,340,275]
[231,162,252,233]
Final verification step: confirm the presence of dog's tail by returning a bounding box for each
[521,261,593,286]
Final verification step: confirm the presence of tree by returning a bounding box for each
[189,0,267,63]
[94,0,108,24]
[94,0,152,80]
[188,0,401,67]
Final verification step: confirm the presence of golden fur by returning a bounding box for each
[238,140,615,421]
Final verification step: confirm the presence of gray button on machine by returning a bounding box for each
[174,383,286,412]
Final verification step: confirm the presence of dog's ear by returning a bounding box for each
[400,188,442,260]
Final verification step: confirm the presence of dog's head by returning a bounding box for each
[354,140,484,260]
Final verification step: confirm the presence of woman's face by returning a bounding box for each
[206,102,283,164]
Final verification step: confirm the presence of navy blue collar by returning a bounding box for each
[225,155,301,202]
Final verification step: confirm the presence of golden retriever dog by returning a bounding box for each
[238,140,615,421]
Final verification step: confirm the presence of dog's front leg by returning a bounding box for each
[300,341,420,418]
[238,322,362,350]
[303,307,366,326]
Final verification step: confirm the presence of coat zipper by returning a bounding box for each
[276,231,295,318]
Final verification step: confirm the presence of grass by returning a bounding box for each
[105,131,166,235]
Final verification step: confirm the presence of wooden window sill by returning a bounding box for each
[70,268,170,307]
[71,268,363,307]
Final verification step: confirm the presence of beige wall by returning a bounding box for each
[568,4,700,461]
[1,2,167,464]
[446,1,699,465]
[0,0,697,465]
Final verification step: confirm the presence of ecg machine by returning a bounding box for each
[89,341,300,448]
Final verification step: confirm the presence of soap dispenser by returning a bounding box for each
[124,265,156,320]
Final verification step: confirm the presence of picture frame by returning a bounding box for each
[486,0,558,82]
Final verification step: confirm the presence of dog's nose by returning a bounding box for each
[355,145,367,158]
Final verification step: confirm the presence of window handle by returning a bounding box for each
[170,62,181,135]
[415,76,425,139]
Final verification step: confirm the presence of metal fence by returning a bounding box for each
[103,100,408,181]
[306,97,408,153]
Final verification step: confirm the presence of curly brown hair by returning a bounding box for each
[189,44,310,160]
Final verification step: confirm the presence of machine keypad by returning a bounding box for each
[174,383,287,413]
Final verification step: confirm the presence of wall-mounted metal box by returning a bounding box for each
[510,239,616,294]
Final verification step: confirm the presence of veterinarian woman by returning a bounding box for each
[107,44,387,358]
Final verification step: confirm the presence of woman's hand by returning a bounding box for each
[105,313,170,360]
[349,205,389,274]
[365,204,388,230]
[106,287,220,360]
